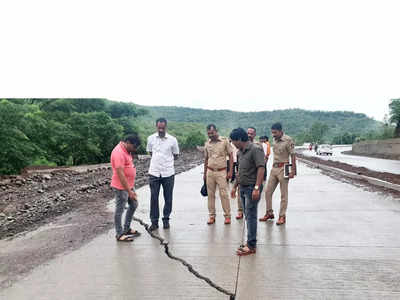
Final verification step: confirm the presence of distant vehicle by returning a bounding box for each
[317,144,333,156]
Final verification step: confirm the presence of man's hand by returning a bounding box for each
[252,189,260,201]
[128,190,137,201]
[289,171,295,179]
[227,171,233,180]
[230,187,237,199]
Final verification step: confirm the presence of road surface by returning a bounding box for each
[1,163,400,299]
[302,146,400,174]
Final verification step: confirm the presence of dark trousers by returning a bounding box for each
[149,175,175,224]
[263,163,267,181]
[240,184,263,249]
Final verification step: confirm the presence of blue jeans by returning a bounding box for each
[149,175,175,224]
[240,184,262,249]
[113,188,138,237]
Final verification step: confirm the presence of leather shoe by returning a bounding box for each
[207,216,215,225]
[163,221,170,229]
[276,216,286,225]
[149,223,159,231]
[236,212,243,220]
[259,213,274,222]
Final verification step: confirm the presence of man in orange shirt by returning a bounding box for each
[110,134,141,242]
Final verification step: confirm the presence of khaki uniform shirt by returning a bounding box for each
[238,142,265,186]
[272,134,295,163]
[204,137,232,169]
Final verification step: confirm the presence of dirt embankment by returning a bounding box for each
[297,153,400,185]
[0,149,204,240]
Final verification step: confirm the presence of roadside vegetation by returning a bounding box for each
[2,98,398,175]
[141,104,395,145]
[0,99,206,175]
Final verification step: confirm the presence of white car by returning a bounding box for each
[317,144,333,156]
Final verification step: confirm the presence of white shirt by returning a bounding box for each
[146,133,180,177]
[262,143,268,156]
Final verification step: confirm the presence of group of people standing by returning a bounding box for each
[109,118,297,257]
[204,123,296,255]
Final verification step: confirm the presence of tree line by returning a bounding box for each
[296,99,400,145]
[141,101,400,145]
[0,99,206,175]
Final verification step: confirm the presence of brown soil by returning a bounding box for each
[297,153,400,185]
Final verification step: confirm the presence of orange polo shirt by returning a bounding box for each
[110,142,136,190]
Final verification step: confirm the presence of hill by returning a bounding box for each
[138,105,381,141]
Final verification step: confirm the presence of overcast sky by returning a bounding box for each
[1,0,399,121]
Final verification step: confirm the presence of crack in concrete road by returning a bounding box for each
[133,216,236,300]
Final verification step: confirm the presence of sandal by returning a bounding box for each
[124,229,141,237]
[116,234,134,242]
[236,245,256,256]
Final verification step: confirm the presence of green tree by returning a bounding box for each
[106,101,146,119]
[184,131,207,149]
[0,100,42,174]
[389,99,400,137]
[309,122,329,143]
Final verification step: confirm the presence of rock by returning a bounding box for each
[42,174,52,180]
[3,204,17,214]
[7,216,14,221]
[37,189,44,193]
[80,185,90,191]
[24,203,31,210]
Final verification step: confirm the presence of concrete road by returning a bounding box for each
[1,164,400,299]
[302,146,400,174]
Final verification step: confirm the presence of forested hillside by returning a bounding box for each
[140,106,381,143]
[0,99,389,175]
[0,99,205,175]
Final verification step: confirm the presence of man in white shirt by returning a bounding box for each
[146,118,180,231]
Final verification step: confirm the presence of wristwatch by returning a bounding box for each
[254,185,259,190]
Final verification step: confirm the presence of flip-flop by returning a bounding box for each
[116,235,134,242]
[236,246,256,256]
[124,229,141,237]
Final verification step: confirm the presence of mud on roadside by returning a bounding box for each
[297,153,400,185]
[0,149,203,239]
[297,154,400,198]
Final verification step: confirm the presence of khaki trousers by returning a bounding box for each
[207,170,231,217]
[265,167,289,217]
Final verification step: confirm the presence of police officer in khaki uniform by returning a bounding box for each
[260,122,296,225]
[203,124,233,225]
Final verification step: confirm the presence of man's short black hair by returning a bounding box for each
[248,127,256,133]
[124,133,141,147]
[207,124,217,131]
[271,122,282,131]
[156,118,167,125]
[265,136,269,141]
[230,128,249,142]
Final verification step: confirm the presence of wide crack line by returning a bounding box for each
[133,217,236,300]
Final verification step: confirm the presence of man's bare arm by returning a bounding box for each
[116,167,137,200]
